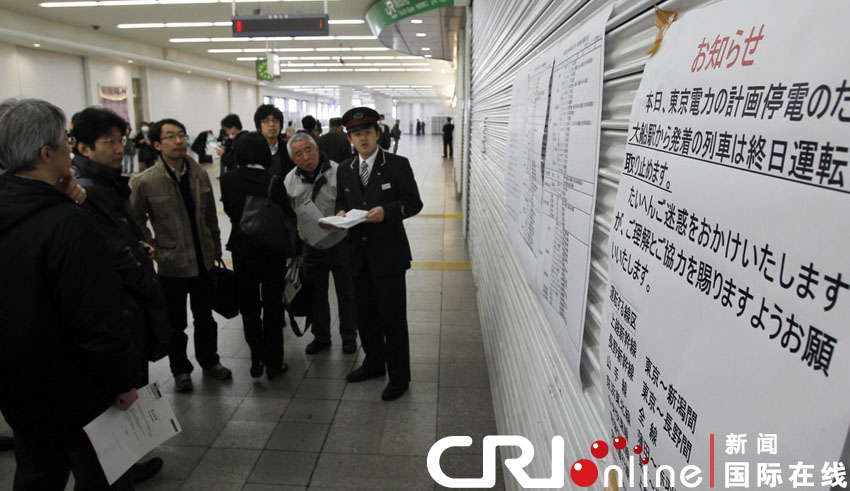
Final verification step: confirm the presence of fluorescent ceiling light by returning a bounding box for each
[118,22,165,28]
[43,0,335,5]
[303,69,329,72]
[363,56,394,60]
[354,68,379,72]
[236,56,257,61]
[415,33,426,37]
[169,37,209,43]
[335,35,376,40]
[275,48,314,52]
[121,19,356,28]
[410,19,423,24]
[208,48,242,53]
[421,47,431,51]
[316,47,351,52]
[281,69,303,72]
[402,63,430,66]
[406,68,432,71]
[380,68,404,72]
[424,54,432,58]
[372,63,401,67]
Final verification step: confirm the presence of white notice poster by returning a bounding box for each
[504,5,612,376]
[601,1,850,489]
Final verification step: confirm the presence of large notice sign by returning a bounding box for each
[504,5,612,376]
[601,0,850,488]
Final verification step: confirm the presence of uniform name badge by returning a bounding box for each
[382,183,391,190]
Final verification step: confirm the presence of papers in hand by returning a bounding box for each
[83,382,181,485]
[318,209,368,229]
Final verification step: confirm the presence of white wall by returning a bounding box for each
[0,42,21,99]
[229,81,258,132]
[7,46,87,121]
[146,68,228,138]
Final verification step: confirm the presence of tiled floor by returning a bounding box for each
[0,135,504,490]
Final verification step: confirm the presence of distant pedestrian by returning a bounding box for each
[390,119,401,154]
[442,117,454,159]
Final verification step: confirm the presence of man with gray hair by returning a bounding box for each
[284,132,358,355]
[0,98,139,489]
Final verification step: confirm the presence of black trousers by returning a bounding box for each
[159,272,220,375]
[303,241,358,345]
[443,139,453,158]
[13,430,133,491]
[233,255,285,369]
[353,267,410,386]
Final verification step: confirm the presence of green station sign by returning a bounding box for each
[365,0,453,35]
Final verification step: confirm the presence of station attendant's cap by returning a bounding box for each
[341,107,380,133]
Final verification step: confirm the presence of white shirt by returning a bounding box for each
[358,148,379,177]
[270,141,279,156]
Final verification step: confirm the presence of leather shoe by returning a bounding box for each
[305,340,332,355]
[266,363,289,380]
[173,373,193,393]
[342,340,358,354]
[345,365,385,383]
[381,383,408,401]
[250,362,264,378]
[203,363,232,381]
[0,436,13,451]
[132,457,163,483]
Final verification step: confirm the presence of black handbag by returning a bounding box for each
[209,260,239,319]
[284,259,312,336]
[239,177,295,257]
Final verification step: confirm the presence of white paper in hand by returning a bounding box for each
[83,382,181,484]
[318,209,368,229]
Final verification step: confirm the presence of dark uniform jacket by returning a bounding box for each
[318,130,353,164]
[336,148,423,277]
[73,156,171,364]
[0,173,137,436]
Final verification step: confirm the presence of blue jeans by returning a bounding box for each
[123,154,135,174]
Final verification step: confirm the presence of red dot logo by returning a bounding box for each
[642,457,650,465]
[591,440,609,459]
[633,444,643,455]
[613,436,627,450]
[570,459,599,487]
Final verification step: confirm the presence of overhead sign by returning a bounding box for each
[365,0,453,36]
[601,0,850,488]
[232,14,328,37]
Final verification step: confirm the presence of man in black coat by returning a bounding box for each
[442,117,455,159]
[318,117,352,164]
[71,107,171,482]
[254,104,295,179]
[335,107,423,401]
[0,98,139,490]
[218,114,247,178]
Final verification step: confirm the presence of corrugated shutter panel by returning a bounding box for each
[465,0,717,487]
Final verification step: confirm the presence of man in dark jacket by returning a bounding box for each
[335,107,423,401]
[0,98,139,490]
[254,105,296,180]
[218,114,247,178]
[318,117,352,163]
[220,132,296,379]
[442,117,455,158]
[71,106,171,483]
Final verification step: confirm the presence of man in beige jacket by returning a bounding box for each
[130,118,230,393]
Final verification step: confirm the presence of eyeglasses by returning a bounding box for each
[260,117,281,126]
[96,136,128,146]
[160,133,189,142]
